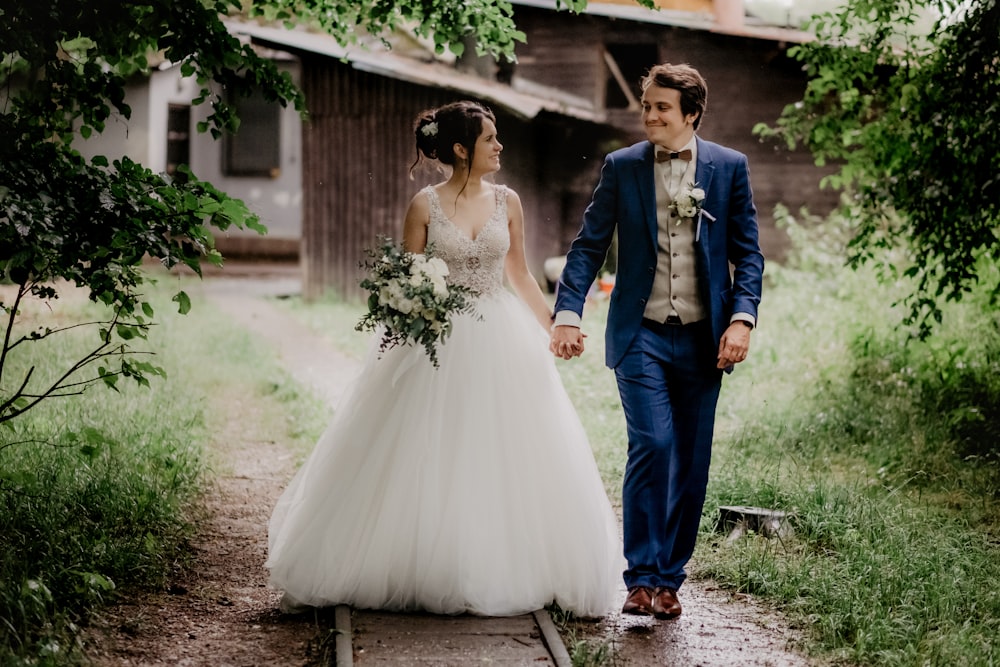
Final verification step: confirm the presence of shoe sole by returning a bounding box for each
[622,606,653,616]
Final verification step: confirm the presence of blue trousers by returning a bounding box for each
[615,319,722,590]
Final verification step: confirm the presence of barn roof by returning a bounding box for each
[510,0,816,43]
[226,21,606,124]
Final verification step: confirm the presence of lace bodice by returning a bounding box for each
[425,185,510,297]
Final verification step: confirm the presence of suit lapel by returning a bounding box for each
[632,142,658,247]
[693,137,715,295]
[694,137,715,252]
[694,136,715,204]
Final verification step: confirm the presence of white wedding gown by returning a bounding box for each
[267,184,622,617]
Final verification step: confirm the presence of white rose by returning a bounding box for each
[690,188,705,202]
[425,257,449,279]
[431,276,448,297]
[396,296,414,314]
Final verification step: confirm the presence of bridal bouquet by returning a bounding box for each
[356,237,477,367]
[669,182,706,221]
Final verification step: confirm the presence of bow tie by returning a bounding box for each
[656,149,692,162]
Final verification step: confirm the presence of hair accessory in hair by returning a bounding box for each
[421,121,438,137]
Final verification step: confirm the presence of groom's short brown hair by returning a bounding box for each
[641,63,708,130]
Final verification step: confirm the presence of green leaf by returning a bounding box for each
[173,290,192,315]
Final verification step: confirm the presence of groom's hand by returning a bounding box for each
[550,325,585,360]
[717,321,752,369]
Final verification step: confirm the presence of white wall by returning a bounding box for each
[75,76,153,165]
[73,60,303,244]
[190,60,303,241]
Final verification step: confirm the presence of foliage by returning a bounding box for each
[0,288,207,663]
[0,276,328,663]
[0,0,305,423]
[254,0,525,60]
[694,209,1000,665]
[758,0,1000,338]
[253,0,655,61]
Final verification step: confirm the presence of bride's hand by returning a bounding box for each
[550,325,586,360]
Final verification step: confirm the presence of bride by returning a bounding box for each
[266,100,622,618]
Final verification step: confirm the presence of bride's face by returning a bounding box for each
[470,118,502,175]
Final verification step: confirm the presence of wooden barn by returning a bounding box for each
[234,0,834,301]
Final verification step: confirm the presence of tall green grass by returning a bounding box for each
[0,274,324,665]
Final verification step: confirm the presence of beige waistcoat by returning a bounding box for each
[643,149,707,324]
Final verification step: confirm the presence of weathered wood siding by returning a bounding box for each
[301,57,422,300]
[299,55,620,300]
[508,14,608,107]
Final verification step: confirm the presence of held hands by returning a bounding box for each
[551,321,751,365]
[550,325,586,360]
[717,321,752,369]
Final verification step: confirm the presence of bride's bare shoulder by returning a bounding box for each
[404,188,433,227]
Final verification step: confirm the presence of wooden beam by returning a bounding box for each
[602,47,641,111]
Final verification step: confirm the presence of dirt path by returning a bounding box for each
[84,267,815,666]
[84,381,336,666]
[83,274,339,666]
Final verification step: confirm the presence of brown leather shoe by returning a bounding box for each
[651,587,682,619]
[622,586,654,615]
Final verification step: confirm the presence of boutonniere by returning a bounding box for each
[669,183,706,223]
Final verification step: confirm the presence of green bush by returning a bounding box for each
[0,276,321,664]
[0,287,208,663]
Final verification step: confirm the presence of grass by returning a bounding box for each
[0,272,324,665]
[696,249,1000,666]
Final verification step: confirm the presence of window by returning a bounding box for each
[604,43,659,110]
[166,104,190,176]
[221,89,281,177]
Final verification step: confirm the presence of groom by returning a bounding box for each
[550,63,764,619]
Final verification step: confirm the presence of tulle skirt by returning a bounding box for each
[266,290,623,617]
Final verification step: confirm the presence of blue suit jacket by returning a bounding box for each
[555,137,765,369]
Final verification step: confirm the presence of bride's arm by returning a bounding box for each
[504,190,554,331]
[402,191,430,253]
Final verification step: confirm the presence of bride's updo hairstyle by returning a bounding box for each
[411,101,496,177]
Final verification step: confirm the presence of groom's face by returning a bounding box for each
[641,85,698,150]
